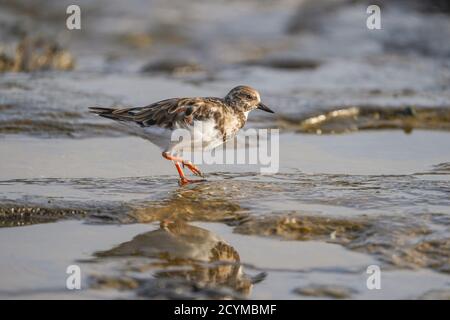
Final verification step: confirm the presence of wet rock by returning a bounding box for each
[278,106,450,134]
[0,53,15,71]
[0,118,125,138]
[242,58,321,70]
[0,37,75,72]
[0,190,136,227]
[0,204,86,227]
[342,214,447,273]
[235,214,368,243]
[141,60,204,75]
[234,211,450,274]
[89,275,140,291]
[0,104,15,111]
[428,163,450,175]
[118,33,153,49]
[413,239,450,273]
[417,0,450,14]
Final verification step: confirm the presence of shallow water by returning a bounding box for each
[0,131,449,299]
[0,219,448,299]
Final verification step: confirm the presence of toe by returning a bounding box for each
[185,163,204,177]
[178,178,190,186]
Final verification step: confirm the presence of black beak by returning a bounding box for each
[257,102,275,113]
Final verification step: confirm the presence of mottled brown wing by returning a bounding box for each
[89,97,225,129]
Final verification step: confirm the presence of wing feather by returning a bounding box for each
[89,97,226,129]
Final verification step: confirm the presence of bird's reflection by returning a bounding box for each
[127,180,253,223]
[94,219,263,298]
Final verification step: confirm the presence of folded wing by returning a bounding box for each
[89,97,225,129]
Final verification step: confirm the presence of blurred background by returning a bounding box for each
[0,0,449,136]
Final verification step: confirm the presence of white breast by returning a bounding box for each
[166,119,224,155]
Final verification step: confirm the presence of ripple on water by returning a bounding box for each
[0,170,448,277]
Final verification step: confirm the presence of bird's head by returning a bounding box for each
[224,85,274,114]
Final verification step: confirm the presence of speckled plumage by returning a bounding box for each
[89,85,274,184]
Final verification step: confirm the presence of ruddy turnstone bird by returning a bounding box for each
[89,85,274,185]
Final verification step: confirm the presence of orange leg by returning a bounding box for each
[162,152,203,176]
[162,152,205,185]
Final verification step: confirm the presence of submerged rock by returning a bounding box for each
[235,214,368,243]
[89,276,140,291]
[412,238,450,273]
[235,212,450,274]
[0,204,85,227]
[141,59,204,75]
[127,182,253,223]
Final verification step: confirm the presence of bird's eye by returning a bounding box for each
[244,94,253,100]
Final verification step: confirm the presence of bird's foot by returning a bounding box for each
[182,161,204,177]
[178,177,206,186]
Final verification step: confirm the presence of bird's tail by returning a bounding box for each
[89,106,131,121]
[89,106,116,116]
